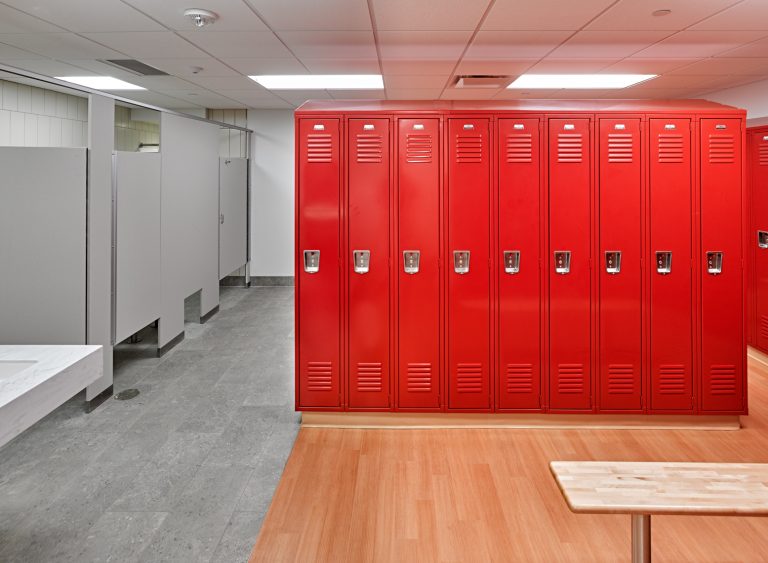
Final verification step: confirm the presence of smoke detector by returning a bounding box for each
[184,8,218,28]
[454,75,512,89]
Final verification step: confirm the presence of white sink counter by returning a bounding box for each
[0,345,102,448]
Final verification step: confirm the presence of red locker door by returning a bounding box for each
[598,118,642,411]
[549,118,592,410]
[398,118,441,409]
[700,118,743,412]
[447,118,491,410]
[348,119,390,409]
[649,118,693,411]
[297,118,341,408]
[753,131,768,352]
[498,118,541,410]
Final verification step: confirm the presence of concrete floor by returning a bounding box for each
[0,286,299,562]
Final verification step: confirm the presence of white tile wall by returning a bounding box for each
[113,105,160,151]
[207,108,248,158]
[0,79,88,147]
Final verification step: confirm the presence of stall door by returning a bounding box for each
[598,118,643,411]
[649,118,693,411]
[297,118,342,408]
[498,118,541,410]
[348,119,391,409]
[753,131,768,352]
[700,118,743,412]
[219,157,248,279]
[549,118,592,410]
[447,118,491,410]
[397,118,441,409]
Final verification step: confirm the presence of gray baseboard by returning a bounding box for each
[220,275,249,287]
[201,305,219,324]
[158,331,184,357]
[251,276,294,286]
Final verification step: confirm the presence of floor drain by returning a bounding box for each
[114,388,140,400]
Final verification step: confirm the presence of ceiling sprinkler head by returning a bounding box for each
[184,8,218,28]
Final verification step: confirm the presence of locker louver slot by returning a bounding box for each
[406,134,432,163]
[557,133,583,163]
[505,133,533,163]
[456,363,483,392]
[760,315,768,341]
[759,143,768,166]
[607,133,634,163]
[506,364,533,394]
[657,134,684,163]
[356,362,383,392]
[407,363,432,393]
[306,361,333,391]
[658,365,686,394]
[306,133,333,163]
[557,364,584,394]
[356,133,383,163]
[708,134,735,164]
[455,134,483,163]
[607,365,634,395]
[709,365,736,395]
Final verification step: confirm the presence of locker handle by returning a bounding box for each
[759,231,768,249]
[403,250,420,274]
[655,251,672,275]
[605,251,621,274]
[303,250,320,274]
[706,251,723,275]
[453,250,470,274]
[353,250,370,274]
[503,250,521,274]
[554,251,571,274]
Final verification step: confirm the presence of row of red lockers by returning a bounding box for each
[748,125,768,357]
[296,107,746,415]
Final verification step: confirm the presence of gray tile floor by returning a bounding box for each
[0,286,299,562]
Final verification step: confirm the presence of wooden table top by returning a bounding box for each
[550,461,768,516]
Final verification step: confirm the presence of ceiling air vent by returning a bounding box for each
[454,75,512,89]
[100,59,168,76]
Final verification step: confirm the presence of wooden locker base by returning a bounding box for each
[301,412,740,431]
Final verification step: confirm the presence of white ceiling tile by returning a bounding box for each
[278,31,376,59]
[122,0,269,32]
[329,90,385,100]
[455,59,537,75]
[273,90,334,105]
[0,59,97,78]
[301,59,380,73]
[483,0,613,31]
[0,5,64,33]
[177,31,293,59]
[465,31,572,59]
[384,75,450,89]
[140,57,241,77]
[244,0,371,31]
[129,76,201,91]
[162,91,247,108]
[373,0,489,31]
[0,42,46,60]
[223,58,307,75]
[692,0,768,30]
[378,31,472,60]
[526,58,619,72]
[117,89,204,109]
[0,33,123,59]
[63,58,145,80]
[185,75,265,90]
[602,58,699,74]
[441,88,500,99]
[381,59,457,74]
[716,36,768,58]
[212,88,281,101]
[386,88,444,99]
[633,30,768,58]
[1,0,164,32]
[630,74,737,90]
[493,89,561,99]
[669,57,768,76]
[587,0,741,31]
[238,97,294,109]
[549,30,674,58]
[81,32,208,59]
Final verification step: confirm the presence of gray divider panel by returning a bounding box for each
[219,157,248,279]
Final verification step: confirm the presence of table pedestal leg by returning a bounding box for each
[631,514,651,563]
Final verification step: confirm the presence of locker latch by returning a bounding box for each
[503,250,521,274]
[554,251,571,274]
[453,250,470,274]
[706,251,723,275]
[655,251,672,275]
[759,231,768,249]
[353,250,371,274]
[605,251,621,275]
[303,250,320,274]
[403,250,420,274]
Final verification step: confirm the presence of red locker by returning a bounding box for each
[700,118,743,411]
[649,118,693,411]
[447,118,491,410]
[752,131,768,352]
[347,119,391,409]
[598,118,643,411]
[549,118,592,410]
[297,118,342,408]
[397,118,441,409]
[497,118,541,410]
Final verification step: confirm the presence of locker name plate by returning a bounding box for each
[453,250,470,274]
[554,251,571,274]
[656,251,672,275]
[503,250,521,274]
[605,251,621,274]
[303,250,320,274]
[353,250,370,274]
[403,251,420,274]
[706,251,723,275]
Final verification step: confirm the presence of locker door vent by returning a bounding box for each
[355,134,383,163]
[306,133,333,163]
[607,133,634,163]
[657,134,684,163]
[709,365,736,396]
[407,363,432,393]
[761,315,768,341]
[406,134,432,163]
[456,363,483,392]
[506,364,533,394]
[759,143,768,166]
[307,361,333,391]
[707,134,735,164]
[658,365,686,394]
[557,364,584,394]
[356,362,383,392]
[455,134,483,163]
[607,364,634,395]
[557,133,583,163]
[505,133,533,163]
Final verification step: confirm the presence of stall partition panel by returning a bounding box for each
[497,118,541,410]
[397,118,441,409]
[219,157,249,280]
[752,131,768,352]
[649,118,693,411]
[598,118,643,411]
[297,118,342,408]
[348,118,391,409]
[549,118,592,410]
[447,118,491,410]
[700,118,743,412]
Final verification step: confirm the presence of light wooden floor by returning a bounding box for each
[250,358,768,562]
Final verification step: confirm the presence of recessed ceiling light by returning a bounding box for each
[652,9,672,16]
[56,76,145,90]
[249,74,384,90]
[507,74,657,89]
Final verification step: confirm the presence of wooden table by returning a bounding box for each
[550,461,768,562]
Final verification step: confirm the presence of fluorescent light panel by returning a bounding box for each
[508,74,656,89]
[55,76,145,90]
[250,74,383,90]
